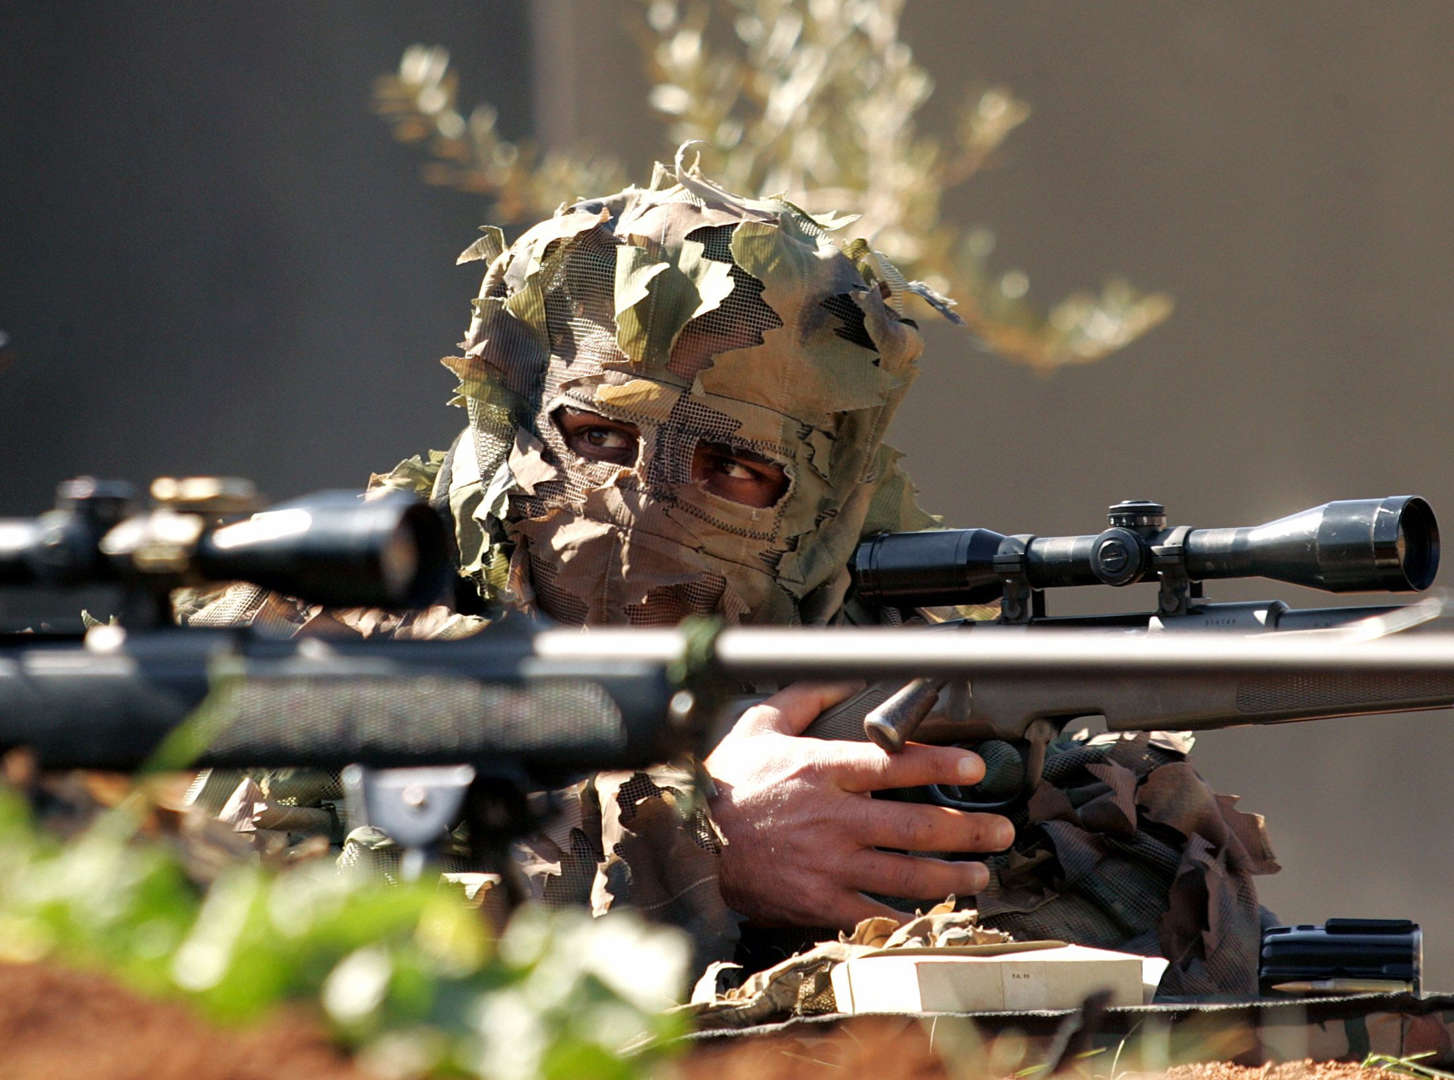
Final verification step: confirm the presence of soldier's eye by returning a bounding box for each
[707,455,755,481]
[583,427,633,451]
[554,407,640,466]
[692,442,789,508]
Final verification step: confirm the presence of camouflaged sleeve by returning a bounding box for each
[512,766,741,976]
[973,730,1280,999]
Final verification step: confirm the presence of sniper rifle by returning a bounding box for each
[813,494,1447,809]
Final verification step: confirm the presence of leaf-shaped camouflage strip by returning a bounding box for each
[593,378,682,423]
[501,275,549,359]
[905,278,965,324]
[504,206,612,293]
[695,221,890,415]
[850,288,923,376]
[669,144,782,224]
[612,241,673,365]
[837,239,889,301]
[441,350,528,413]
[367,449,446,497]
[613,221,736,373]
[804,426,835,482]
[456,225,505,265]
[478,458,519,523]
[805,208,861,233]
[450,475,490,581]
[776,434,922,600]
[858,443,940,534]
[506,428,558,495]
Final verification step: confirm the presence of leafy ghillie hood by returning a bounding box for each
[378,154,957,624]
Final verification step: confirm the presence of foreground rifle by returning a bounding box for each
[0,477,697,886]
[2,480,1452,827]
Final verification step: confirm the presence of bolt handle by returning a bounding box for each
[864,677,946,753]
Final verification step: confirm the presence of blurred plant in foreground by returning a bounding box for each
[373,0,1172,374]
[0,783,687,1079]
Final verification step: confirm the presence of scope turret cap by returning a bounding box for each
[442,151,954,626]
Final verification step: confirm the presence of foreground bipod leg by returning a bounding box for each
[341,763,476,883]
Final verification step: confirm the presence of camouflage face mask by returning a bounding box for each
[441,157,949,626]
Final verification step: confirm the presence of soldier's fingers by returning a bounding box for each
[849,850,992,902]
[830,740,986,793]
[853,801,1014,854]
[737,680,866,736]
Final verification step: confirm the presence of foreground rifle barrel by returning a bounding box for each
[543,623,1454,743]
[537,623,1454,676]
[724,623,1454,801]
[2,621,1452,785]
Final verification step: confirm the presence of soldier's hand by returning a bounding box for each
[703,680,1014,929]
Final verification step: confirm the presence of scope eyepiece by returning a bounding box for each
[851,528,1006,610]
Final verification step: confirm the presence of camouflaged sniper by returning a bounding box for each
[435,156,943,625]
[188,161,1281,1000]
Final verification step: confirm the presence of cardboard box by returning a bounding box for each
[830,941,1150,1013]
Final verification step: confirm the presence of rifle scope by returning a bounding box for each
[0,479,450,610]
[852,495,1439,610]
[191,489,450,608]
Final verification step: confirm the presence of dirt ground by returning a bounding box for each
[0,963,364,1080]
[0,963,1411,1080]
[676,1018,1409,1080]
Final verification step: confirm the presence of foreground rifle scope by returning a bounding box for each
[0,477,450,612]
[852,496,1439,613]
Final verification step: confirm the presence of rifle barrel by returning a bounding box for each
[537,622,1454,678]
[4,620,1452,772]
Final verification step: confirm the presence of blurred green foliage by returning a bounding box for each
[373,0,1171,373]
[0,785,688,1078]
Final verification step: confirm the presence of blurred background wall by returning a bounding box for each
[3,3,1451,984]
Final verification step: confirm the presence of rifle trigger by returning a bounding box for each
[1022,718,1058,791]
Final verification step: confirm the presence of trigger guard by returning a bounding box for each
[925,782,1017,814]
